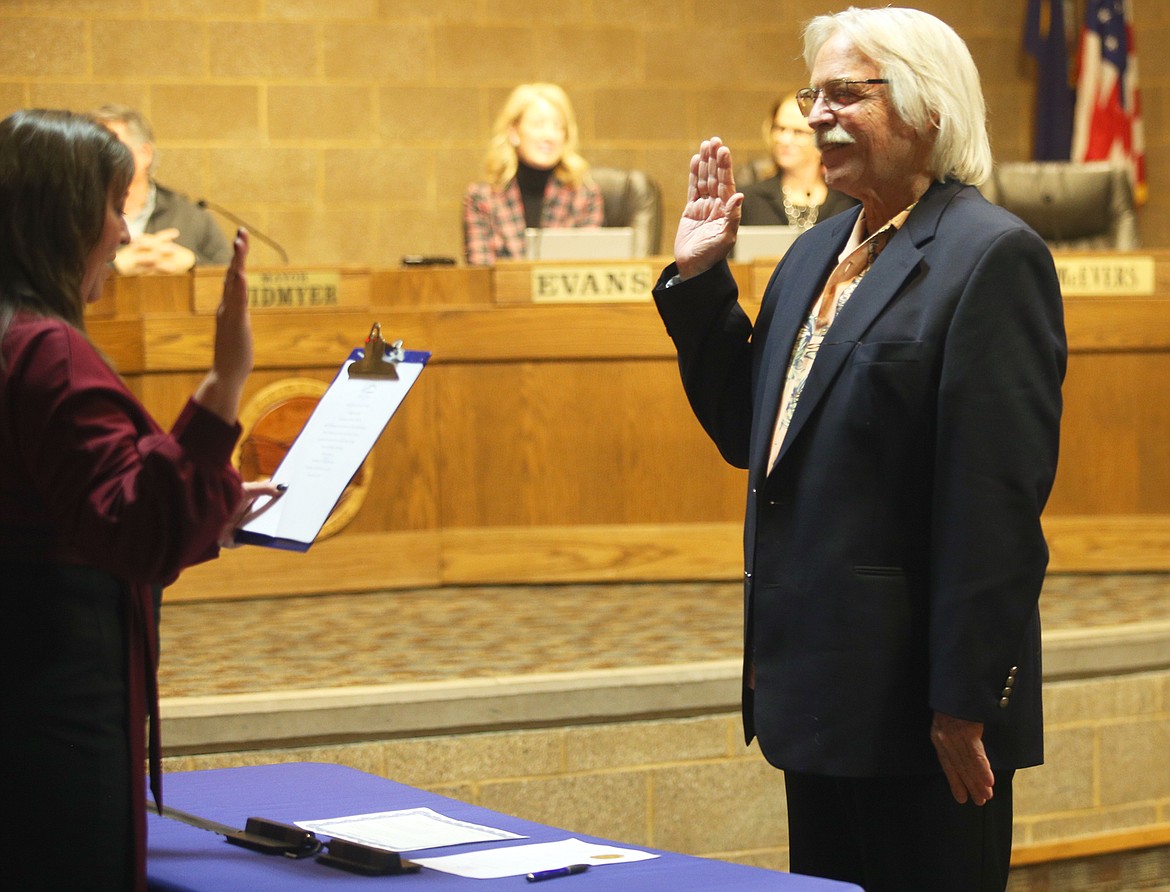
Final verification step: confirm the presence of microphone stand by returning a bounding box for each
[197,199,290,265]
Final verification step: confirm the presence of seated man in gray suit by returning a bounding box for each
[94,104,232,274]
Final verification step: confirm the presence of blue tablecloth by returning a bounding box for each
[147,762,860,891]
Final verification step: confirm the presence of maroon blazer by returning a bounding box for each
[463,176,604,265]
[1,312,242,890]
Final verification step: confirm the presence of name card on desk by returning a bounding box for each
[249,270,341,308]
[533,264,654,302]
[1053,255,1156,296]
[193,268,370,313]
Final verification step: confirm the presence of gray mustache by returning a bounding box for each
[816,125,855,150]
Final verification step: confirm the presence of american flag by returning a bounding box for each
[1071,0,1146,203]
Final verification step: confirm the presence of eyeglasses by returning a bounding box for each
[795,79,889,116]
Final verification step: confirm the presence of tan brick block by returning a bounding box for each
[209,22,318,79]
[378,729,565,788]
[322,147,429,204]
[1045,673,1166,726]
[0,84,27,118]
[266,0,376,18]
[566,716,734,773]
[149,0,261,15]
[695,89,787,147]
[488,0,588,22]
[322,22,429,82]
[1100,717,1170,806]
[1013,726,1096,815]
[433,146,485,210]
[208,146,317,204]
[150,85,262,142]
[27,84,147,117]
[595,89,690,142]
[533,28,645,86]
[478,772,650,844]
[269,85,375,142]
[380,87,485,144]
[92,21,206,79]
[150,148,209,202]
[645,29,736,93]
[718,849,790,872]
[25,0,142,11]
[1025,804,1159,843]
[0,19,86,78]
[266,206,379,266]
[433,26,538,83]
[377,202,464,267]
[586,0,678,23]
[651,757,786,854]
[375,0,478,19]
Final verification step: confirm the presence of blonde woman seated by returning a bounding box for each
[740,93,856,230]
[463,83,603,265]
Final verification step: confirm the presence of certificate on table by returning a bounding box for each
[235,344,429,552]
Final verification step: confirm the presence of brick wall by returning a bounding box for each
[3,0,1167,266]
[163,668,1170,874]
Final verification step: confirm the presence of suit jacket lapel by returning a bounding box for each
[749,209,856,475]
[762,180,959,474]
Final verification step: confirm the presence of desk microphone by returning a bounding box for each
[197,199,290,265]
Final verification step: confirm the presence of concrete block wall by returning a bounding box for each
[3,0,1168,266]
[163,668,1170,873]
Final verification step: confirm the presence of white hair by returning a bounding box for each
[803,7,992,185]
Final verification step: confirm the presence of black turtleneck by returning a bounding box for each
[515,161,554,229]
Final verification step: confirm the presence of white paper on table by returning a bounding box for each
[295,807,524,852]
[410,837,660,879]
[237,353,425,550]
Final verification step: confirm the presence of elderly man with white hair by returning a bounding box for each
[653,8,1066,891]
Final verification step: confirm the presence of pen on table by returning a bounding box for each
[526,864,589,882]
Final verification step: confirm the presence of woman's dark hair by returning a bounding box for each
[0,109,134,329]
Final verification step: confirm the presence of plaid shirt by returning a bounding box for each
[463,176,604,265]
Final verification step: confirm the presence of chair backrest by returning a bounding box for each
[734,157,777,187]
[981,161,1139,250]
[589,167,663,257]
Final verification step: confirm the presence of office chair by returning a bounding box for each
[981,160,1139,250]
[589,167,663,257]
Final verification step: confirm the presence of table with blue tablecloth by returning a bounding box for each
[147,762,860,891]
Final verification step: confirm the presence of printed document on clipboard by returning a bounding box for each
[235,326,429,552]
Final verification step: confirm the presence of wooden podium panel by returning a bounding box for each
[86,256,1170,601]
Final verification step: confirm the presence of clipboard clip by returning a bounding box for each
[348,322,403,380]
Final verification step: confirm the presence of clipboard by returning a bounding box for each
[234,324,430,552]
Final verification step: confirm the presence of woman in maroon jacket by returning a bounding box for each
[0,109,280,891]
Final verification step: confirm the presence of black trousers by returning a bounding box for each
[4,563,133,891]
[784,769,1015,892]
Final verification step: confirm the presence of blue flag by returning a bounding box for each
[1024,0,1074,160]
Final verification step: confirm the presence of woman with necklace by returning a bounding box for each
[740,93,857,229]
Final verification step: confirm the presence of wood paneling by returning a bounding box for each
[87,257,1170,602]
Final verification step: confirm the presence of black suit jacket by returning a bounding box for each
[654,180,1066,777]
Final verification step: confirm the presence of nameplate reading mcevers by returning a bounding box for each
[1052,255,1156,297]
[530,264,655,303]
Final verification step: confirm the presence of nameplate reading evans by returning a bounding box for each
[1053,256,1155,296]
[530,265,655,303]
[248,271,341,309]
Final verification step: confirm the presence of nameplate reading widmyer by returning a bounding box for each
[530,264,655,303]
[1053,255,1156,297]
[248,270,341,309]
